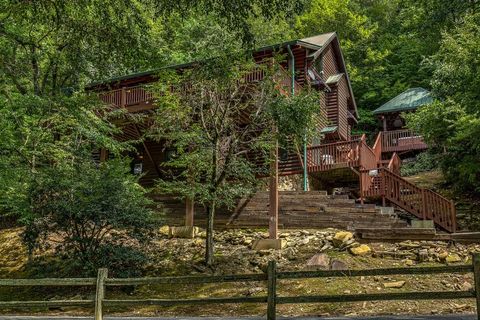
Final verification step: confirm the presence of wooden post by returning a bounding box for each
[451,200,457,233]
[359,170,364,206]
[120,87,126,108]
[94,268,108,320]
[269,140,279,240]
[381,169,386,207]
[185,197,194,227]
[473,253,480,320]
[382,116,387,131]
[267,260,277,320]
[422,189,427,220]
[99,149,107,162]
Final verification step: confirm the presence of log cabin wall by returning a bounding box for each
[337,76,349,140]
[319,43,351,141]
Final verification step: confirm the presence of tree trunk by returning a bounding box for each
[205,203,216,266]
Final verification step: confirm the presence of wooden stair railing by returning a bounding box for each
[361,167,456,232]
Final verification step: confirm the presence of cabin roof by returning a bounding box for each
[89,32,338,88]
[373,87,433,115]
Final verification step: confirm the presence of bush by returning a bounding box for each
[400,151,440,177]
[23,158,159,276]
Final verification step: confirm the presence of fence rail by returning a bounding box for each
[1,255,480,319]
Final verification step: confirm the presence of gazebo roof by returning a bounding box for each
[373,87,433,115]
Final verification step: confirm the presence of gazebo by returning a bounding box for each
[373,87,433,131]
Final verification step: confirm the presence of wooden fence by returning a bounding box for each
[2,255,480,320]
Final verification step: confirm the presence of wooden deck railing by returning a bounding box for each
[99,85,154,108]
[98,64,301,109]
[307,139,362,172]
[361,167,456,232]
[2,258,480,320]
[380,129,428,153]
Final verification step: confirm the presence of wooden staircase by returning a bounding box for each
[276,134,456,233]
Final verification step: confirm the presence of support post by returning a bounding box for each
[267,260,277,320]
[359,170,364,206]
[99,148,107,162]
[422,189,427,220]
[120,87,126,108]
[185,197,194,227]
[303,136,308,191]
[269,140,279,240]
[472,253,480,320]
[94,268,108,320]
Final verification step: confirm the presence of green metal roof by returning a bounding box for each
[373,87,433,115]
[320,126,338,134]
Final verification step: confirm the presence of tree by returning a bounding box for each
[148,57,321,265]
[405,12,480,193]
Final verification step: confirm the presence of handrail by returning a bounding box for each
[387,152,401,175]
[361,167,456,232]
[372,131,382,162]
[2,258,479,320]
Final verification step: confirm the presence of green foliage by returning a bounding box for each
[400,152,440,177]
[405,12,480,193]
[23,159,156,276]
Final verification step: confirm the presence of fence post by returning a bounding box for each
[267,260,277,320]
[473,254,480,320]
[94,268,108,320]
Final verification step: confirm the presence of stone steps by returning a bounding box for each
[154,190,411,231]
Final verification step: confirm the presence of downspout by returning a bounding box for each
[286,45,308,191]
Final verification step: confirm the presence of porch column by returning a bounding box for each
[185,197,194,227]
[382,115,387,131]
[269,140,279,239]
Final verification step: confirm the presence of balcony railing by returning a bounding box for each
[381,129,428,153]
[98,64,302,110]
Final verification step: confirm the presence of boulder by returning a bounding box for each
[350,244,371,256]
[306,253,330,269]
[158,225,170,236]
[252,239,285,251]
[169,226,197,238]
[445,253,462,264]
[330,259,348,270]
[383,281,406,288]
[333,231,354,248]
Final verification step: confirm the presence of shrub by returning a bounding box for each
[400,151,440,177]
[23,158,159,276]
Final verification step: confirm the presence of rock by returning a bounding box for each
[445,254,462,263]
[169,226,196,238]
[299,237,310,245]
[404,259,415,266]
[383,281,406,288]
[350,244,371,256]
[460,281,473,291]
[252,239,285,251]
[333,231,354,248]
[158,225,170,235]
[320,243,332,252]
[330,259,348,270]
[437,251,449,260]
[306,253,330,269]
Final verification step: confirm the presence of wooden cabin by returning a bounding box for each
[372,87,430,157]
[91,34,457,233]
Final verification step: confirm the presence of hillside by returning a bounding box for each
[0,226,478,318]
